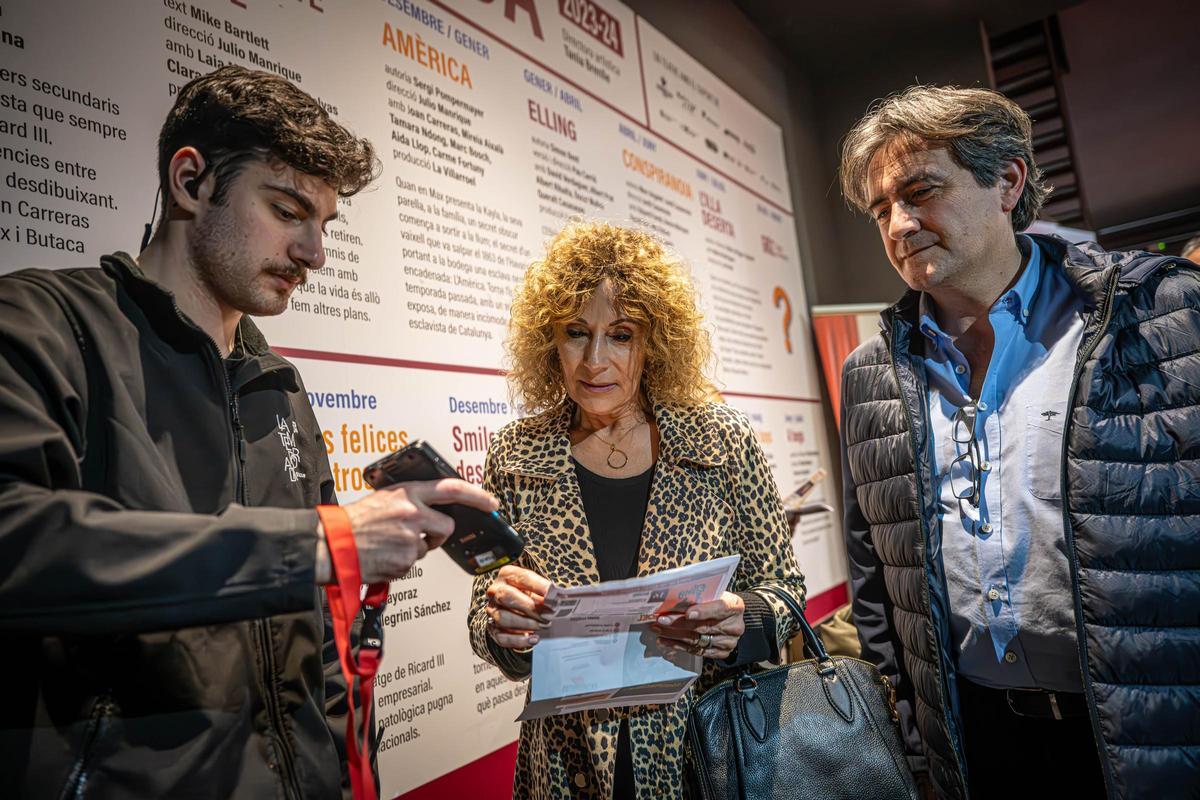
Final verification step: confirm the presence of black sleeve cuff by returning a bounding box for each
[485,631,533,679]
[719,591,779,669]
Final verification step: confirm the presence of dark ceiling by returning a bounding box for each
[732,0,1200,246]
[731,0,1085,78]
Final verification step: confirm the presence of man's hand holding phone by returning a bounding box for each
[314,479,498,584]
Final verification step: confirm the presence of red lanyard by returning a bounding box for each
[318,505,389,800]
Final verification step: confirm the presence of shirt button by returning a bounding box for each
[977,401,988,411]
[980,522,993,534]
[1005,651,1019,664]
[955,365,966,375]
[987,587,1002,601]
[980,460,992,472]
[575,773,587,788]
[1022,307,1031,317]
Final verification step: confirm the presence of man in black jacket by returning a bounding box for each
[836,86,1199,799]
[0,66,498,798]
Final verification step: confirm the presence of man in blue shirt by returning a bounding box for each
[836,86,1199,799]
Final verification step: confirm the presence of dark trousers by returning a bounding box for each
[956,677,1107,798]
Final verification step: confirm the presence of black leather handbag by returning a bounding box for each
[686,587,919,800]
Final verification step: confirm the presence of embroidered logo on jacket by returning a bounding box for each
[276,415,306,482]
[1041,409,1060,421]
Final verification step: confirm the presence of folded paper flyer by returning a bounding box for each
[517,555,741,721]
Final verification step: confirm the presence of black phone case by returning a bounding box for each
[363,440,524,575]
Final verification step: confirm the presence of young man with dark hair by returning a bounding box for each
[836,85,1199,799]
[0,65,497,798]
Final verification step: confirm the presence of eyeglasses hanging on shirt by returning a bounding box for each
[950,403,982,516]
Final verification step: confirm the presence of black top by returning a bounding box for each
[572,458,653,800]
[572,458,778,665]
[572,457,778,799]
[486,456,779,661]
[572,458,654,581]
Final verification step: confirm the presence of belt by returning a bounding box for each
[1004,687,1088,720]
[959,678,1090,721]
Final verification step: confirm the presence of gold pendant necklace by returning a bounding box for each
[592,431,630,469]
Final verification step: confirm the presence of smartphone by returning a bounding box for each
[363,440,524,575]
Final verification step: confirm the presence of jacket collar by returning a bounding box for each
[500,400,728,479]
[656,403,727,468]
[880,233,1185,337]
[1032,233,1193,300]
[102,252,295,390]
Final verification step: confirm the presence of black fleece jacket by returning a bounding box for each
[0,253,353,799]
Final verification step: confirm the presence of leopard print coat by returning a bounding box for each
[467,401,807,799]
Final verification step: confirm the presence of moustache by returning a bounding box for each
[268,266,307,286]
[897,240,937,260]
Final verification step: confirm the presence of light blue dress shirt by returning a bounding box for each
[921,236,1086,692]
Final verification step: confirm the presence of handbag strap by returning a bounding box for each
[755,585,833,665]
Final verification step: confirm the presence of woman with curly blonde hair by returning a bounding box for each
[466,221,806,799]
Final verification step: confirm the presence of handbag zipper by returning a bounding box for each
[882,674,900,723]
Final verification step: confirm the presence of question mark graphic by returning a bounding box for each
[773,286,793,354]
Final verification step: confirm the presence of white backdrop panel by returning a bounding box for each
[0,1,843,795]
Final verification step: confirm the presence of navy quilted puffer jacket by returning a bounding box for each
[840,235,1200,799]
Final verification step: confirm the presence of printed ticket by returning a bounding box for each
[516,555,740,720]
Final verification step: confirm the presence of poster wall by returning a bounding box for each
[0,0,844,795]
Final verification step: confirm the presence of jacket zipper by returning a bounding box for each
[1060,264,1122,798]
[187,312,304,800]
[886,310,970,799]
[228,379,246,507]
[225,369,304,800]
[62,695,114,800]
[256,616,304,799]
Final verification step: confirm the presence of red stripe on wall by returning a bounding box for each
[394,741,519,800]
[720,390,822,403]
[275,346,827,407]
[803,583,850,624]
[272,346,505,376]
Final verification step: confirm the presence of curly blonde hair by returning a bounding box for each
[507,221,713,413]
